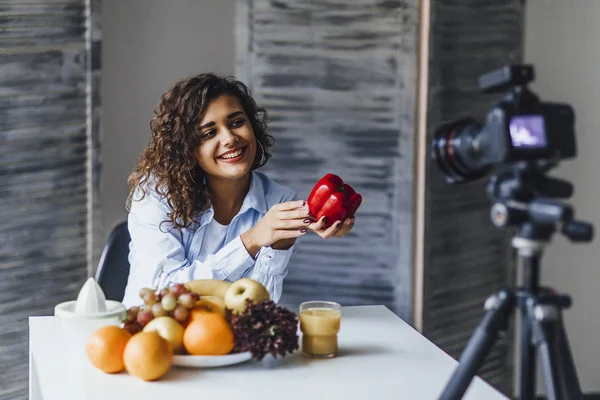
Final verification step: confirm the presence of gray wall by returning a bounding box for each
[525,0,600,391]
[101,0,235,238]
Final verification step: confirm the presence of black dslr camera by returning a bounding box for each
[432,65,576,184]
[434,65,593,400]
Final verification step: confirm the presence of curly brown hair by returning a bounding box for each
[127,73,274,230]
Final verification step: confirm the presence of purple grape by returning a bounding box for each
[123,320,142,335]
[169,284,187,298]
[137,310,153,327]
[173,305,189,324]
[126,306,140,322]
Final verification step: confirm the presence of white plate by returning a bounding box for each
[172,352,253,368]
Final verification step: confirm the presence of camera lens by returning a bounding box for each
[431,119,491,184]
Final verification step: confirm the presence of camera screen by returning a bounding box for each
[509,115,548,149]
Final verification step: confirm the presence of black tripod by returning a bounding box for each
[439,163,594,400]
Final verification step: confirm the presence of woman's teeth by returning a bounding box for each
[219,147,244,159]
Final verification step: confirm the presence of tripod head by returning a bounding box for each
[486,161,593,243]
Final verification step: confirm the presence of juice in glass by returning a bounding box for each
[299,301,341,358]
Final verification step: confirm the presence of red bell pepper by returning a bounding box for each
[307,174,362,228]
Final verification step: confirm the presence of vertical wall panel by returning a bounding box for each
[236,0,419,320]
[423,0,523,394]
[0,1,99,398]
[88,0,102,271]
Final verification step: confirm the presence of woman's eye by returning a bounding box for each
[231,118,245,128]
[201,130,216,139]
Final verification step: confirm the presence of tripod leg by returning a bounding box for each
[556,322,583,398]
[439,290,514,400]
[519,304,537,400]
[532,304,583,400]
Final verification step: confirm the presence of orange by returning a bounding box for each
[123,332,173,381]
[183,312,234,355]
[86,325,132,374]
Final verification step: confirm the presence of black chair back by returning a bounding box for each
[95,220,131,302]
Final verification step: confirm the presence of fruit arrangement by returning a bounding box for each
[85,278,299,381]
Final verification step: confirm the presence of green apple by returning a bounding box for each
[142,316,185,354]
[224,278,270,314]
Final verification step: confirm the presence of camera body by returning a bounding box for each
[433,65,577,184]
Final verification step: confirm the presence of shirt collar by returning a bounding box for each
[239,171,268,215]
[199,171,268,226]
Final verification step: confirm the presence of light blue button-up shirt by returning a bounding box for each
[122,171,298,307]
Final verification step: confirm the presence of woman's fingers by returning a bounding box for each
[276,200,308,212]
[333,217,355,237]
[307,216,327,231]
[279,207,315,221]
[275,218,314,230]
[313,217,355,239]
[316,220,343,239]
[270,200,355,240]
[274,200,318,224]
[275,227,308,240]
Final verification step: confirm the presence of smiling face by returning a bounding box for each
[194,95,257,181]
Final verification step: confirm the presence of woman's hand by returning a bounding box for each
[308,216,355,239]
[240,200,314,257]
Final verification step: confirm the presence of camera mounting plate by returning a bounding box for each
[479,65,535,93]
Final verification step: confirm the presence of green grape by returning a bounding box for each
[178,293,196,308]
[161,293,177,311]
[138,287,152,299]
[143,291,158,305]
[151,302,168,317]
[173,305,189,323]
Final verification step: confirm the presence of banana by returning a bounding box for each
[195,295,226,315]
[184,279,232,298]
[198,295,226,309]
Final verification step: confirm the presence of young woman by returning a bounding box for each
[122,74,355,306]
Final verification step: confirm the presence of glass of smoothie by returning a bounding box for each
[299,301,341,358]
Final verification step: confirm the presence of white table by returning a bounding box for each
[29,305,507,400]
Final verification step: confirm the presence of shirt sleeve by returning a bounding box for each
[247,244,297,303]
[122,189,256,307]
[243,187,300,303]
